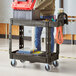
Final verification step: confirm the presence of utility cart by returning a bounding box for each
[9,12,68,71]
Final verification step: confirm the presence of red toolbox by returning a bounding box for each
[12,0,36,10]
[12,0,40,20]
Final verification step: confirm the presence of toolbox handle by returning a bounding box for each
[13,0,36,9]
[13,0,36,3]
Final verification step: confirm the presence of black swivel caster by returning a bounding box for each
[53,61,59,67]
[11,59,17,67]
[20,60,25,63]
[45,64,50,71]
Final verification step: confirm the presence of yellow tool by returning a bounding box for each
[33,51,42,54]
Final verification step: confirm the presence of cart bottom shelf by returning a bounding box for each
[10,50,59,64]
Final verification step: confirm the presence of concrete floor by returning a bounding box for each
[0,38,76,76]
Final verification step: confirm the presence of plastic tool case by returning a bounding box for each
[12,0,40,20]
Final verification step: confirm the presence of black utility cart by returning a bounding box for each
[9,13,68,71]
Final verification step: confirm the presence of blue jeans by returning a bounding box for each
[35,27,54,52]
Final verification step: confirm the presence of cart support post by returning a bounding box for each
[46,22,51,64]
[56,44,59,56]
[19,26,24,49]
[9,19,13,54]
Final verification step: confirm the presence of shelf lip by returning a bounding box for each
[10,18,48,27]
[11,51,47,59]
[10,18,57,27]
[11,50,57,56]
[11,50,46,56]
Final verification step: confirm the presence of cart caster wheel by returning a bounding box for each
[45,64,50,71]
[20,60,25,63]
[30,61,34,63]
[53,61,58,67]
[11,60,17,67]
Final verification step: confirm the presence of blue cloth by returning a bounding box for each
[35,27,54,52]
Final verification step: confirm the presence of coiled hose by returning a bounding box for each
[55,26,63,44]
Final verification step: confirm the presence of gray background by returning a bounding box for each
[0,0,76,35]
[0,0,13,23]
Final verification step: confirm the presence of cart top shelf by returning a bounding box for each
[10,18,57,27]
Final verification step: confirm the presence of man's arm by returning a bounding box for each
[35,0,54,10]
[34,0,55,15]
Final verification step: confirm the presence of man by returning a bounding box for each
[34,0,55,52]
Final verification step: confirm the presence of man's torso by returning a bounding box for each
[34,0,55,16]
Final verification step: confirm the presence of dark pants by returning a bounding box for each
[35,27,54,52]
